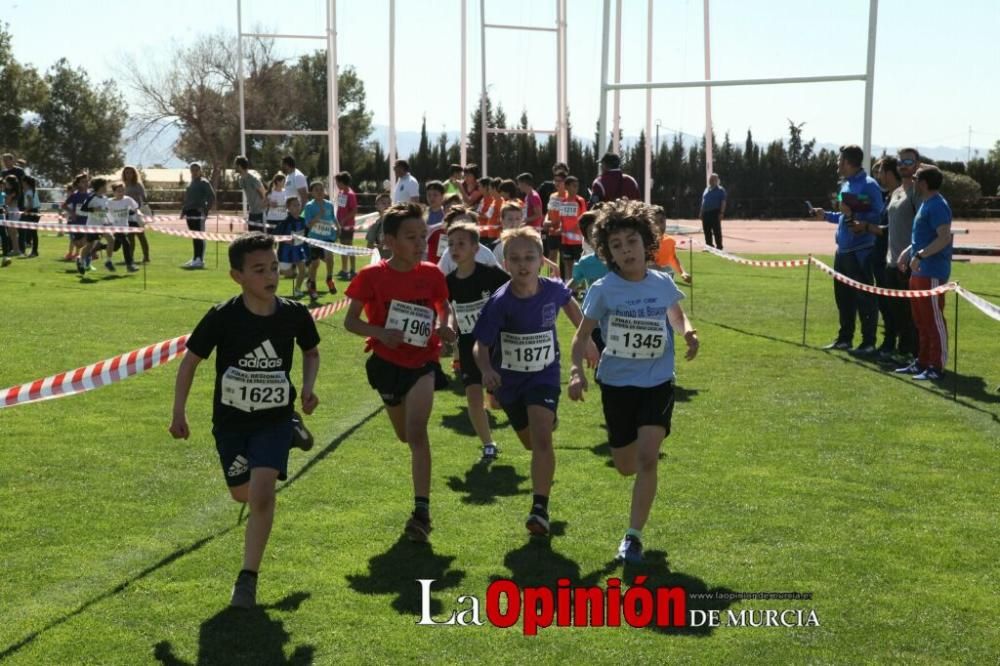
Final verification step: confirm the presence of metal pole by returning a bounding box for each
[803,255,812,345]
[388,0,397,193]
[952,289,958,401]
[557,0,568,165]
[598,0,610,155]
[612,0,622,155]
[862,0,878,172]
[237,0,247,218]
[688,236,694,315]
[644,0,652,203]
[327,0,340,181]
[460,0,467,167]
[703,0,714,183]
[480,0,488,176]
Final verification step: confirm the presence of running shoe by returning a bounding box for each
[126,264,140,273]
[480,443,499,464]
[336,270,349,280]
[404,512,432,543]
[525,507,550,536]
[821,340,851,351]
[308,288,320,301]
[230,570,258,609]
[326,277,337,294]
[3,256,12,268]
[894,361,923,375]
[616,534,643,564]
[913,368,944,381]
[190,258,205,269]
[290,412,314,451]
[104,260,116,272]
[76,257,85,274]
[292,289,305,299]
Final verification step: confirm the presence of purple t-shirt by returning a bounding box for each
[472,277,571,404]
[66,191,89,221]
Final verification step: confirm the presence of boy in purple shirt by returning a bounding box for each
[473,226,597,536]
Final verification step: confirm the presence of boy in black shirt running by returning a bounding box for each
[169,233,321,609]
[445,222,510,462]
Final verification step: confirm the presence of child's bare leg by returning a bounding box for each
[324,251,334,279]
[613,426,666,531]
[294,263,305,291]
[403,373,435,499]
[241,467,279,572]
[526,405,555,496]
[464,385,492,446]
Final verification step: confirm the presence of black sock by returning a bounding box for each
[239,569,258,578]
[414,496,430,520]
[532,494,549,517]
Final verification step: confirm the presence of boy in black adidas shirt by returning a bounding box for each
[169,233,321,609]
[445,222,510,462]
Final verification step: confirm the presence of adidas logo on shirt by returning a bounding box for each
[238,340,283,369]
[227,455,249,477]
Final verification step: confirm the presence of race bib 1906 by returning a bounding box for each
[605,316,668,359]
[453,298,488,335]
[221,367,291,412]
[386,300,435,347]
[500,330,555,372]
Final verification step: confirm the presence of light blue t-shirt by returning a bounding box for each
[571,253,608,293]
[582,270,685,388]
[303,199,337,241]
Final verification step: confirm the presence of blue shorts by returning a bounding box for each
[500,384,560,432]
[213,419,293,487]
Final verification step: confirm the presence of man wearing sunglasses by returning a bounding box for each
[881,148,923,362]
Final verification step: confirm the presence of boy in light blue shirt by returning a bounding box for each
[303,181,338,300]
[569,199,699,566]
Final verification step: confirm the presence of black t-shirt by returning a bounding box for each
[1,166,26,183]
[186,295,321,432]
[446,263,510,338]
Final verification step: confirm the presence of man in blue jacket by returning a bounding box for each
[811,145,884,355]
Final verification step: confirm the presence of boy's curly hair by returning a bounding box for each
[592,199,659,272]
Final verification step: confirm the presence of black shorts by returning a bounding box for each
[599,381,675,448]
[309,246,327,262]
[544,234,562,253]
[85,233,101,243]
[339,229,355,246]
[70,232,85,242]
[560,244,583,262]
[458,336,482,387]
[247,213,266,233]
[501,384,560,432]
[591,325,605,354]
[213,419,293,487]
[366,354,437,406]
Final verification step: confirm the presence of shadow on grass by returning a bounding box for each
[446,463,530,505]
[345,536,466,617]
[0,406,383,661]
[152,592,314,666]
[439,406,505,437]
[703,318,1000,422]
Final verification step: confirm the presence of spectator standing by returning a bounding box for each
[589,152,640,204]
[234,156,267,234]
[180,162,216,269]
[280,156,309,204]
[699,173,727,250]
[122,165,151,263]
[392,160,421,204]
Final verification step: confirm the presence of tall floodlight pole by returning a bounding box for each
[480,0,488,175]
[327,0,339,181]
[598,0,610,155]
[237,0,247,216]
[644,0,653,203]
[862,0,879,172]
[703,0,714,183]
[612,0,622,155]
[389,0,397,192]
[557,0,568,164]
[461,0,467,167]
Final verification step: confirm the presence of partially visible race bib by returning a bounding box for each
[559,202,579,217]
[436,232,450,258]
[386,300,435,347]
[108,207,131,226]
[221,367,291,412]
[336,193,348,208]
[605,316,668,359]
[88,209,110,226]
[453,297,488,335]
[500,331,555,372]
[310,220,335,238]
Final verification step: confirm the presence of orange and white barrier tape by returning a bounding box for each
[807,257,957,298]
[1,298,351,409]
[1,219,145,234]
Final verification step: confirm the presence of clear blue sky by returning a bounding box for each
[4,0,999,155]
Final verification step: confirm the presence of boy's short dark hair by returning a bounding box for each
[600,152,622,169]
[425,180,445,194]
[498,179,518,198]
[449,164,464,175]
[234,156,250,170]
[111,182,125,191]
[281,155,296,168]
[334,171,352,186]
[592,199,659,272]
[492,177,502,189]
[565,175,579,186]
[229,232,275,270]
[578,210,599,242]
[383,203,424,236]
[285,196,301,207]
[444,205,475,227]
[874,156,901,181]
[464,163,481,178]
[444,194,462,207]
[898,147,920,160]
[478,177,492,187]
[839,144,864,168]
[91,177,108,191]
[309,181,325,192]
[73,173,88,186]
[516,172,534,185]
[447,221,480,245]
[552,161,569,174]
[916,165,944,190]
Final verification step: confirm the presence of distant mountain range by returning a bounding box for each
[125,122,990,169]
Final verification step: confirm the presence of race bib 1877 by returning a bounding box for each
[500,330,555,372]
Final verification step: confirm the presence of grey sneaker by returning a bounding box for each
[230,570,258,609]
[616,534,643,564]
[525,507,550,536]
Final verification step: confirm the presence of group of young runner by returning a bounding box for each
[169,186,698,609]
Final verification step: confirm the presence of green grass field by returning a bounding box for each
[1,233,998,665]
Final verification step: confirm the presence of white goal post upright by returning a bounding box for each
[479,0,568,177]
[237,0,340,216]
[598,0,879,199]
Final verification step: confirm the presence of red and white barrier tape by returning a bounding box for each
[298,235,375,256]
[955,286,1000,322]
[1,219,145,234]
[1,297,351,409]
[808,257,957,298]
[145,223,294,243]
[702,245,810,268]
